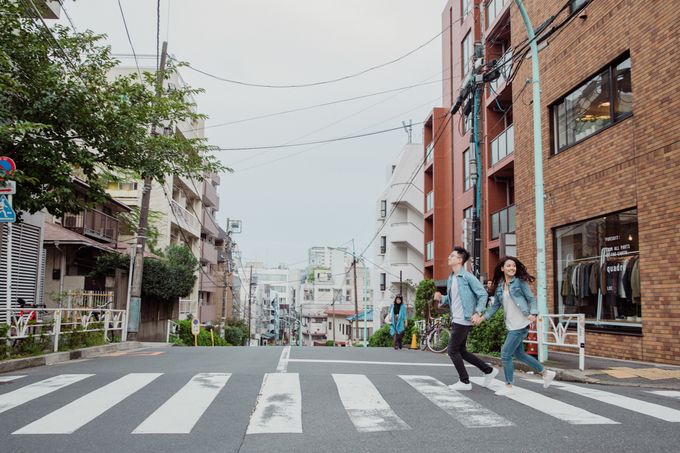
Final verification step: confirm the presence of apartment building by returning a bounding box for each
[373,143,424,327]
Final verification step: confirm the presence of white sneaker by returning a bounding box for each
[494,386,515,396]
[448,381,472,391]
[543,370,556,388]
[483,367,499,387]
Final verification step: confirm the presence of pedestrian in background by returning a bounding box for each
[476,256,556,396]
[388,295,407,350]
[434,246,499,390]
[485,279,495,308]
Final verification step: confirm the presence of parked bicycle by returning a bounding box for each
[417,317,451,353]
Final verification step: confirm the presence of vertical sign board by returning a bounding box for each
[0,157,16,223]
[191,318,200,346]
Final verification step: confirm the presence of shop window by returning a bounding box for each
[554,209,640,330]
[551,53,632,153]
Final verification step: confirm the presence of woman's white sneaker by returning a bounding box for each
[543,370,556,388]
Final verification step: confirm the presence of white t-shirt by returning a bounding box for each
[502,289,531,331]
[450,276,472,326]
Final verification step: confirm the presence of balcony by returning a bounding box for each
[203,180,219,208]
[170,199,201,238]
[489,49,512,96]
[425,191,434,212]
[209,172,221,185]
[202,209,220,238]
[389,222,423,250]
[490,204,516,240]
[201,240,218,265]
[426,241,434,262]
[490,124,514,166]
[486,0,510,31]
[62,209,120,243]
[425,142,434,166]
[175,174,201,198]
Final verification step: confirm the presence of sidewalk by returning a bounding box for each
[476,350,680,390]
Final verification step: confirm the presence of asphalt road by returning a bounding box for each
[1,345,679,453]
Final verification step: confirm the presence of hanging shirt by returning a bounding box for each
[450,276,471,326]
[502,289,531,331]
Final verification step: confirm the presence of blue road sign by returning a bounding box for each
[0,194,16,223]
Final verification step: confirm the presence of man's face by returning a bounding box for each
[448,251,463,267]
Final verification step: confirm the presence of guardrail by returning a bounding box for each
[525,313,586,371]
[1,308,127,353]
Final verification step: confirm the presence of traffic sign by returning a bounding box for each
[0,195,16,223]
[191,318,200,335]
[0,157,16,181]
[0,181,16,195]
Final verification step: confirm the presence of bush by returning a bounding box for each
[325,340,334,346]
[414,279,436,320]
[467,309,507,355]
[174,320,230,346]
[224,325,246,346]
[368,322,417,347]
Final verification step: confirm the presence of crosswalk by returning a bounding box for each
[1,372,679,435]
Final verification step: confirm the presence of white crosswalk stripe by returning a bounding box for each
[647,390,680,400]
[133,373,231,434]
[246,373,302,434]
[0,375,26,383]
[333,374,411,432]
[471,377,619,425]
[0,374,93,415]
[13,373,162,434]
[524,379,680,422]
[400,375,514,428]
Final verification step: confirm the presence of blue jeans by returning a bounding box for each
[501,327,544,385]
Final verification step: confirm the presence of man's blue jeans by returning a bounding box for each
[501,327,544,384]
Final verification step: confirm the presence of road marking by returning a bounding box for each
[276,346,291,373]
[289,359,471,367]
[400,375,513,428]
[0,374,93,414]
[246,373,302,434]
[333,374,411,432]
[106,351,165,357]
[525,379,680,423]
[472,377,618,425]
[133,373,231,434]
[13,373,162,434]
[0,375,26,383]
[647,390,680,400]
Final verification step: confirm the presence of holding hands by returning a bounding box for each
[472,313,484,326]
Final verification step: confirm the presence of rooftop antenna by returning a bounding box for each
[402,120,413,144]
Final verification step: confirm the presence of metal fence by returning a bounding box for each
[525,313,586,371]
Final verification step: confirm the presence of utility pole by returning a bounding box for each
[470,83,483,278]
[222,231,231,322]
[351,249,359,346]
[247,265,253,346]
[331,294,336,347]
[127,41,168,341]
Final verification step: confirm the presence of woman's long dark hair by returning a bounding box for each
[491,256,535,294]
[393,295,403,304]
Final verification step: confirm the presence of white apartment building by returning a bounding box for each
[372,143,425,328]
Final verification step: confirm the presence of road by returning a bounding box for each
[1,345,679,453]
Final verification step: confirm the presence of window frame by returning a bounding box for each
[461,30,472,79]
[550,53,632,155]
[463,148,472,191]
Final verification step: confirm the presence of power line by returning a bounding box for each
[215,122,424,152]
[168,24,451,89]
[117,0,143,81]
[185,78,446,133]
[156,0,161,73]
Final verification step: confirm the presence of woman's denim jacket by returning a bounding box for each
[483,277,538,319]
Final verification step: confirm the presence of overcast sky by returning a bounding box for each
[60,0,444,268]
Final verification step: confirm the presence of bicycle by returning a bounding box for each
[421,318,451,353]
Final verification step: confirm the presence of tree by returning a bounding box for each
[142,245,198,303]
[414,279,436,320]
[0,3,226,217]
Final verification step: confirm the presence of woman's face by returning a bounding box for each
[395,298,402,305]
[502,259,517,278]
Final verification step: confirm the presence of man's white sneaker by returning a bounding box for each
[543,370,556,388]
[483,367,499,387]
[494,386,515,396]
[448,381,472,391]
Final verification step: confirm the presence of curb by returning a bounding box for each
[476,354,680,390]
[0,341,144,374]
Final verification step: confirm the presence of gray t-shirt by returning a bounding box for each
[502,289,531,331]
[450,276,472,326]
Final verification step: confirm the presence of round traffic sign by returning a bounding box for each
[0,157,16,181]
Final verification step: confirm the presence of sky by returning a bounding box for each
[59,0,444,268]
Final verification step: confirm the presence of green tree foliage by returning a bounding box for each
[142,245,198,302]
[174,320,230,346]
[368,323,417,347]
[0,3,226,217]
[467,309,507,355]
[118,206,163,255]
[88,252,130,278]
[414,279,436,320]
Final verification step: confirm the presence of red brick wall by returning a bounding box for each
[511,0,680,364]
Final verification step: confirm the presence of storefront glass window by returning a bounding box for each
[554,209,641,328]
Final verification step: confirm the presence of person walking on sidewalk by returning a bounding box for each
[434,246,499,390]
[476,256,556,396]
[388,296,408,349]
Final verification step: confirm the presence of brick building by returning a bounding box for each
[425,0,679,364]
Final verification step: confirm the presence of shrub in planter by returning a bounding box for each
[467,309,507,355]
